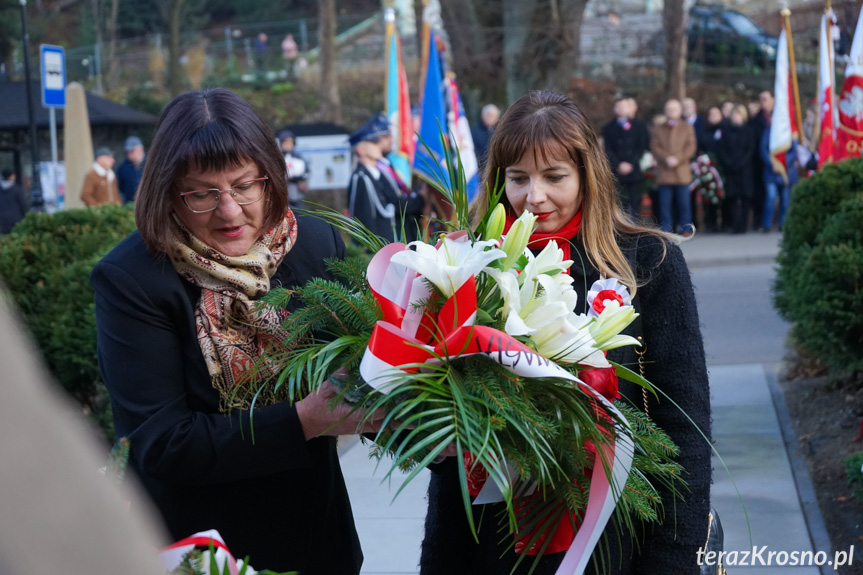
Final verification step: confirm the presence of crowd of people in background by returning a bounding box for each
[345,88,802,246]
[602,89,804,236]
[2,88,804,241]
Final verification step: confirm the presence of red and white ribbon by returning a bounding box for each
[159,530,238,575]
[360,244,634,575]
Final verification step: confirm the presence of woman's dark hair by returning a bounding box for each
[135,88,289,253]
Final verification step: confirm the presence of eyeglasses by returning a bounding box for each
[179,176,269,213]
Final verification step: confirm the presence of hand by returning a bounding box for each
[295,373,385,440]
[618,162,633,176]
[666,156,679,168]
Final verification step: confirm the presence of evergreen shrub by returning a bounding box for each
[0,204,137,441]
[774,161,863,375]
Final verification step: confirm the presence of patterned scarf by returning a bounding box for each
[168,211,298,411]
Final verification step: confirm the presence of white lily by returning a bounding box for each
[391,236,505,298]
[499,211,537,270]
[487,270,606,365]
[588,300,641,351]
[521,275,608,366]
[522,240,573,279]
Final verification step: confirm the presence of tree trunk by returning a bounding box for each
[503,0,537,103]
[89,0,103,92]
[168,0,184,97]
[553,0,588,91]
[413,0,424,57]
[318,0,341,123]
[440,0,504,110]
[663,0,688,101]
[503,0,588,102]
[105,0,119,91]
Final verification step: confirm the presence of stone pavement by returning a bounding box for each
[679,228,783,269]
[339,230,833,575]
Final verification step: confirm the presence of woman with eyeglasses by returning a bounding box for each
[90,89,375,574]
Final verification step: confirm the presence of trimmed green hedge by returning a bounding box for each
[0,205,137,441]
[774,160,863,375]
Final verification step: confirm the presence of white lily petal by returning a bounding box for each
[391,238,505,298]
[597,334,642,351]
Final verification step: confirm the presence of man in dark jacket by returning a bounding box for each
[602,98,650,219]
[748,91,773,229]
[0,169,28,234]
[347,114,424,243]
[116,136,146,204]
[682,97,705,155]
[471,104,500,172]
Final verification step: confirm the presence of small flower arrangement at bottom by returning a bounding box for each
[689,153,725,206]
[160,530,296,575]
[253,185,685,574]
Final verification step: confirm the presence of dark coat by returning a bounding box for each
[90,215,363,575]
[347,163,424,243]
[471,122,494,170]
[420,234,712,575]
[716,123,755,199]
[602,118,650,184]
[116,157,145,204]
[687,115,706,156]
[698,121,723,156]
[0,180,28,234]
[748,112,770,193]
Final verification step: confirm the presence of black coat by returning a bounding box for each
[347,163,424,243]
[472,122,494,170]
[116,158,145,204]
[748,112,769,192]
[90,215,363,574]
[688,115,705,155]
[601,118,650,184]
[0,180,28,234]
[420,234,712,575]
[698,122,723,156]
[715,123,755,199]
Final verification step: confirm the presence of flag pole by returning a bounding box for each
[782,8,805,141]
[826,0,835,132]
[385,8,395,108]
[419,0,430,101]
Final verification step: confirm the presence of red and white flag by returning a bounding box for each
[769,29,797,184]
[836,7,863,160]
[817,10,837,167]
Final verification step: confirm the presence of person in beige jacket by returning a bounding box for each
[81,147,121,207]
[650,99,696,235]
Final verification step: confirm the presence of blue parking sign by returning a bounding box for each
[41,44,66,108]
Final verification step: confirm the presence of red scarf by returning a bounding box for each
[503,211,583,264]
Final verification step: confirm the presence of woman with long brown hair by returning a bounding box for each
[420,91,712,574]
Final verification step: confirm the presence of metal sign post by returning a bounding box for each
[40,44,66,209]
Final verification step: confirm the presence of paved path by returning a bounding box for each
[340,230,830,574]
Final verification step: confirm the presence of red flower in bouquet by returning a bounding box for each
[577,367,620,402]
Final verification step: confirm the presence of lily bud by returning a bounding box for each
[588,301,639,350]
[499,211,537,271]
[485,203,507,243]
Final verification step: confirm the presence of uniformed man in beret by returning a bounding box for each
[347,113,424,243]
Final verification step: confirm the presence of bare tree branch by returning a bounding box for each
[663,0,688,100]
[168,0,184,96]
[318,0,341,123]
